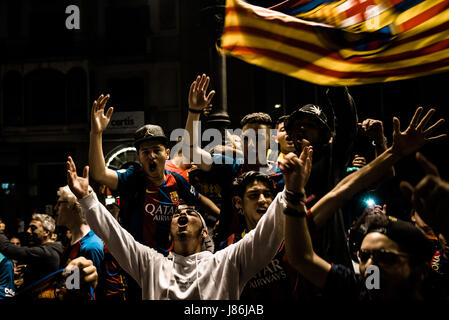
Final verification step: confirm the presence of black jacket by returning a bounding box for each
[0,230,63,288]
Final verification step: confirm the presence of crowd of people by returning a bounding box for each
[1,73,449,301]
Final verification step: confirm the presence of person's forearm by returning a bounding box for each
[374,136,396,181]
[285,212,314,266]
[89,132,118,189]
[0,230,16,257]
[284,207,331,288]
[311,146,400,228]
[183,111,212,170]
[184,111,201,160]
[374,136,387,157]
[89,132,106,181]
[0,230,48,262]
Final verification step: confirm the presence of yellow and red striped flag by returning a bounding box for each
[220,0,449,86]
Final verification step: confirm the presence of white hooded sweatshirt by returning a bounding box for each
[80,191,287,300]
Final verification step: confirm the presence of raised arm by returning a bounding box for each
[0,230,56,263]
[310,107,446,229]
[182,74,216,172]
[89,94,119,190]
[66,156,151,285]
[285,107,446,289]
[281,146,332,288]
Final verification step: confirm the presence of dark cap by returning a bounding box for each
[134,124,168,150]
[285,104,331,135]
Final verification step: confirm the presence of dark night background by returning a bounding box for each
[0,0,448,232]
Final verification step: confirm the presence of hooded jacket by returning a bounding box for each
[80,190,287,300]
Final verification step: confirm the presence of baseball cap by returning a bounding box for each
[134,124,168,150]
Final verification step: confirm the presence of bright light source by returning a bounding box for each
[365,198,376,207]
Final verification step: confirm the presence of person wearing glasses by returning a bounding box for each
[282,107,448,300]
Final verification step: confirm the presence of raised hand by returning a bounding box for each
[66,156,90,199]
[279,141,313,194]
[188,74,216,112]
[391,107,446,157]
[359,118,385,144]
[91,94,113,134]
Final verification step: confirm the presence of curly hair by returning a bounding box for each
[31,213,56,233]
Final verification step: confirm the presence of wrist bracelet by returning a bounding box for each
[188,108,202,114]
[285,190,306,204]
[283,207,307,218]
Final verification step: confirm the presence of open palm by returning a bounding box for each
[66,156,90,199]
[91,94,113,133]
[391,107,446,157]
[188,74,215,111]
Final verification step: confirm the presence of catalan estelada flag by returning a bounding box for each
[220,0,449,86]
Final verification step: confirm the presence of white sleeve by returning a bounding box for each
[225,191,286,286]
[79,192,156,285]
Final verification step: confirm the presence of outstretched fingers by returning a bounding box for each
[298,143,309,164]
[201,75,210,92]
[408,106,423,129]
[92,94,111,115]
[83,165,89,179]
[206,90,216,104]
[392,116,401,135]
[66,157,77,184]
[422,118,445,136]
[426,133,447,142]
[416,108,434,131]
[67,156,77,173]
[105,105,114,120]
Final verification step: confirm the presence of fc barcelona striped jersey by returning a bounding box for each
[117,167,200,254]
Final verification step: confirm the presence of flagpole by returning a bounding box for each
[220,51,228,113]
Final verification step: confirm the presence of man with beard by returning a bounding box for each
[0,214,63,289]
